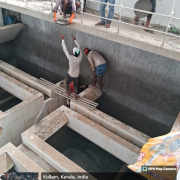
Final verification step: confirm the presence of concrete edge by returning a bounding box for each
[0,2,179,61]
[60,105,140,164]
[21,107,96,179]
[70,101,150,148]
[0,142,45,179]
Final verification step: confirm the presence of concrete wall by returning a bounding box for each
[87,0,180,27]
[0,41,14,62]
[0,71,44,147]
[13,14,180,137]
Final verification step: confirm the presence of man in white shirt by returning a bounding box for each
[84,48,106,88]
[60,34,82,100]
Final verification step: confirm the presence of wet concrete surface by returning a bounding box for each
[46,126,124,180]
[95,93,171,138]
[16,56,64,84]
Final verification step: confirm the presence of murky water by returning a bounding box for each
[46,126,125,180]
[0,91,22,112]
[95,93,170,137]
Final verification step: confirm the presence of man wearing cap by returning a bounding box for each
[60,33,82,100]
[84,48,106,88]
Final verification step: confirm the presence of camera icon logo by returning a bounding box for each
[142,166,148,172]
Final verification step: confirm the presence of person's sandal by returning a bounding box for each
[95,22,105,26]
[134,17,139,25]
[105,23,111,28]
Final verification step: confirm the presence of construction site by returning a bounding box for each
[0,0,180,179]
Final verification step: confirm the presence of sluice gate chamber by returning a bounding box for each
[46,125,146,180]
[95,94,172,138]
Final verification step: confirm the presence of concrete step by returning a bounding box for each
[18,144,58,172]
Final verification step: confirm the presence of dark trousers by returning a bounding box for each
[147,0,156,19]
[66,73,79,95]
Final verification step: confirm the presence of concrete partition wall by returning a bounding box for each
[60,106,140,165]
[0,23,24,44]
[11,14,180,137]
[21,107,96,180]
[0,60,66,117]
[70,102,150,148]
[0,71,44,147]
[0,143,45,179]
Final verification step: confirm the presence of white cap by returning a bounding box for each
[73,47,80,56]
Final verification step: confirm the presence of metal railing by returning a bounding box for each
[80,0,179,46]
[2,0,180,46]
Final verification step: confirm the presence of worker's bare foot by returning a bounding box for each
[74,95,80,101]
[65,91,69,97]
[89,84,96,89]
[95,22,105,26]
[96,84,101,88]
[105,23,110,28]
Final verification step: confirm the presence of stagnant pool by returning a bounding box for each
[95,93,171,137]
[0,88,22,112]
[46,126,146,180]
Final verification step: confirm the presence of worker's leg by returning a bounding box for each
[75,1,80,10]
[145,0,156,33]
[106,0,115,27]
[98,76,103,87]
[63,0,68,17]
[73,76,79,100]
[65,74,71,97]
[96,0,107,25]
[96,63,106,87]
[93,75,97,87]
[145,17,151,28]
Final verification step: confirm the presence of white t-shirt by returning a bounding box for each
[62,39,82,78]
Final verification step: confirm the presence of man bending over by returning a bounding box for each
[84,48,106,88]
[53,0,80,23]
[60,34,82,100]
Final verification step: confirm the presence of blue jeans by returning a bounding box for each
[99,0,115,24]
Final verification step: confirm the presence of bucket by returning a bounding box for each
[134,0,152,18]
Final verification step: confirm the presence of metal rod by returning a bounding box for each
[86,0,119,7]
[37,80,53,89]
[86,0,171,18]
[37,78,98,109]
[51,0,53,15]
[80,0,84,23]
[162,0,176,46]
[117,0,123,34]
[52,88,97,110]
[54,86,98,105]
[40,78,55,86]
[82,12,166,34]
[25,0,28,8]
